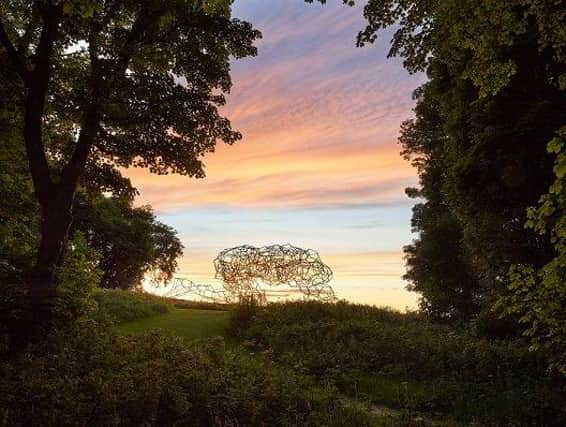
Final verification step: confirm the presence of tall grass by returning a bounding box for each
[94,289,172,323]
[230,300,566,426]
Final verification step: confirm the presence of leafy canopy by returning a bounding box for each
[0,0,261,180]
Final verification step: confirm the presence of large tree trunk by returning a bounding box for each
[23,190,75,338]
[30,195,74,301]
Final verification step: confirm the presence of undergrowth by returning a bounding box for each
[94,289,172,323]
[230,300,566,426]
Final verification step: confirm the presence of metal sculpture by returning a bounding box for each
[157,244,336,303]
[214,244,335,302]
[164,277,231,302]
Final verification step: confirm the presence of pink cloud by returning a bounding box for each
[123,0,423,212]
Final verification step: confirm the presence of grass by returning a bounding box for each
[111,297,566,425]
[95,289,172,323]
[115,307,231,341]
[229,300,566,426]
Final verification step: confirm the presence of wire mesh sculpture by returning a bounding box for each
[157,244,336,304]
[214,244,335,302]
[164,277,230,303]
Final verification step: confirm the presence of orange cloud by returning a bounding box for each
[122,5,422,212]
[124,62,420,210]
[124,142,415,210]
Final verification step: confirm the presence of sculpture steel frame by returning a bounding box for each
[162,244,336,303]
[214,244,335,302]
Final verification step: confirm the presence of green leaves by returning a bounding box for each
[73,193,184,290]
[62,0,97,18]
[363,0,566,357]
[202,0,232,14]
[505,129,566,376]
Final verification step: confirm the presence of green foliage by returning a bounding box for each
[51,233,101,324]
[0,320,378,426]
[502,128,566,375]
[1,0,262,179]
[1,0,262,174]
[94,289,172,324]
[357,0,566,323]
[400,84,481,321]
[0,0,262,306]
[0,132,183,292]
[230,301,566,425]
[74,193,183,290]
[0,103,38,276]
[227,294,262,339]
[357,0,566,95]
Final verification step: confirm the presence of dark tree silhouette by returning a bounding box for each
[0,1,260,319]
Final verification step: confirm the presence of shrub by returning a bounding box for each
[1,233,101,348]
[171,298,232,311]
[230,301,566,425]
[94,289,172,324]
[52,233,101,324]
[227,294,262,340]
[0,320,379,426]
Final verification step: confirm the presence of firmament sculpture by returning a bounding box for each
[164,277,230,302]
[162,244,336,303]
[214,244,335,302]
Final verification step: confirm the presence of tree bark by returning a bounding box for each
[29,192,74,301]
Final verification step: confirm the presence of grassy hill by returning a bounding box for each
[116,308,231,341]
[98,291,566,426]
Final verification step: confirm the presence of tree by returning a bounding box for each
[72,193,183,290]
[0,1,260,316]
[354,0,566,320]
[0,127,183,294]
[400,84,481,320]
[499,128,566,374]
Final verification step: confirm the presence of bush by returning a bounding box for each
[227,294,262,340]
[1,233,101,348]
[94,289,172,324]
[0,320,379,426]
[230,301,566,425]
[52,233,101,324]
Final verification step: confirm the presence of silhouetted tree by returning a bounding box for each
[0,1,260,321]
[355,0,566,323]
[400,85,481,320]
[73,193,183,290]
[0,128,183,295]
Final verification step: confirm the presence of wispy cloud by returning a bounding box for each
[124,0,422,212]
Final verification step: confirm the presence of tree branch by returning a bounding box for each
[60,5,168,198]
[60,17,105,196]
[23,4,62,205]
[17,8,40,54]
[0,17,31,84]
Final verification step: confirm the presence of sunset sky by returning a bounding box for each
[130,0,425,309]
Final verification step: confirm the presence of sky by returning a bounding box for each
[129,0,425,310]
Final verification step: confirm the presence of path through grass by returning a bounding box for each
[116,307,231,341]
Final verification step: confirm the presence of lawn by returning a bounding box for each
[116,307,231,341]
